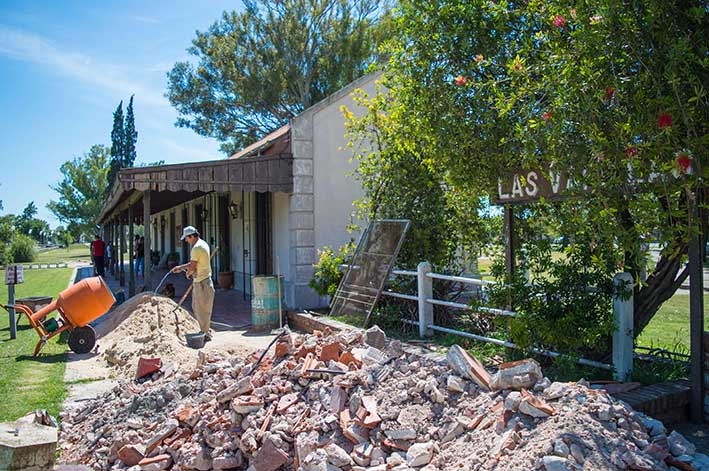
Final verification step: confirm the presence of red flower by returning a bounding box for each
[658,113,672,129]
[676,153,693,173]
[543,112,552,121]
[475,54,484,63]
[553,15,566,28]
[605,87,615,100]
[624,146,637,158]
[454,75,467,86]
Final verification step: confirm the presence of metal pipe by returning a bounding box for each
[426,272,496,286]
[425,298,516,317]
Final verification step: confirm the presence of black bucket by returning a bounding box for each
[185,332,206,349]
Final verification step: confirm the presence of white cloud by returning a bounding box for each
[0,25,168,108]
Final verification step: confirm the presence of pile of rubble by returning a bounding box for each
[95,293,202,378]
[59,326,709,471]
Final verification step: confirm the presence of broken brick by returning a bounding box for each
[319,342,341,362]
[136,357,162,380]
[339,350,362,369]
[251,437,289,471]
[117,444,145,466]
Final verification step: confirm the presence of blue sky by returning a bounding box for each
[0,0,239,228]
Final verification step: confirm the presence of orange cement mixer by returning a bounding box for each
[4,276,115,355]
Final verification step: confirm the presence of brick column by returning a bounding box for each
[289,114,318,309]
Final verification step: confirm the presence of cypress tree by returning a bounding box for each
[124,95,137,168]
[107,101,124,188]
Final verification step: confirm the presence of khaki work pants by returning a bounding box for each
[192,277,215,334]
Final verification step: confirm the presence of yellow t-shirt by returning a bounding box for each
[190,238,212,282]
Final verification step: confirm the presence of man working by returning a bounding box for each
[172,226,214,340]
[90,234,106,277]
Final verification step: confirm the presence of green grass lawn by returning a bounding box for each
[36,243,91,265]
[0,268,73,421]
[636,293,707,354]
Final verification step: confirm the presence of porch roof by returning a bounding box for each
[97,152,293,224]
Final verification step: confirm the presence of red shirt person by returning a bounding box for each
[90,235,106,277]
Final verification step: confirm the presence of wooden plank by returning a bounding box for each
[229,162,243,185]
[166,169,183,192]
[214,164,229,192]
[198,167,213,192]
[183,167,199,192]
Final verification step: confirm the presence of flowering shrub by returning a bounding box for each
[345,0,707,338]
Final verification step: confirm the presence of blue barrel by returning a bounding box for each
[251,276,283,330]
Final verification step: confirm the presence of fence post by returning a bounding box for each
[417,261,433,338]
[612,272,634,381]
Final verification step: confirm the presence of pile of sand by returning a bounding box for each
[95,293,202,378]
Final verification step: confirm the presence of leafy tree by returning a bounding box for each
[167,0,390,155]
[344,86,495,272]
[107,101,124,187]
[48,145,110,240]
[124,95,138,168]
[21,202,37,221]
[10,233,36,263]
[352,0,707,338]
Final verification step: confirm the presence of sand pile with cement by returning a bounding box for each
[95,293,202,378]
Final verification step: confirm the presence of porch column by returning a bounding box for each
[143,190,152,289]
[128,205,135,297]
[119,216,125,287]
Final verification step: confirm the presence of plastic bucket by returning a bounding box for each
[185,332,206,349]
[251,275,283,331]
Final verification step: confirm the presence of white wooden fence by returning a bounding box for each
[379,262,634,381]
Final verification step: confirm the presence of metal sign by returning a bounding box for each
[330,220,410,326]
[5,265,24,285]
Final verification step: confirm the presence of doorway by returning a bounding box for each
[255,192,272,275]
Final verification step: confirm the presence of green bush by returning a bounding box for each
[10,234,37,263]
[0,243,11,266]
[309,243,355,297]
[487,239,617,360]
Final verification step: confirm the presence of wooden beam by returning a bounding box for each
[688,198,705,423]
[128,205,135,297]
[144,190,152,289]
[119,219,125,287]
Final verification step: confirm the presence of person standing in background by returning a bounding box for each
[105,241,113,275]
[90,234,106,277]
[135,235,145,276]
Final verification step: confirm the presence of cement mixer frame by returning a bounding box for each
[1,276,115,356]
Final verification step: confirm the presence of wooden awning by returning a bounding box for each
[98,153,292,223]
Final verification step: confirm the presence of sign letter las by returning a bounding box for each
[526,171,539,197]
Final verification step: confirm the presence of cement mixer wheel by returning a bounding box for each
[68,326,96,354]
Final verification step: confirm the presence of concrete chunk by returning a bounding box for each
[364,325,387,350]
[446,345,490,390]
[489,359,543,391]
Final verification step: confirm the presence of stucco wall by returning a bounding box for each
[272,192,292,307]
[289,71,381,309]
